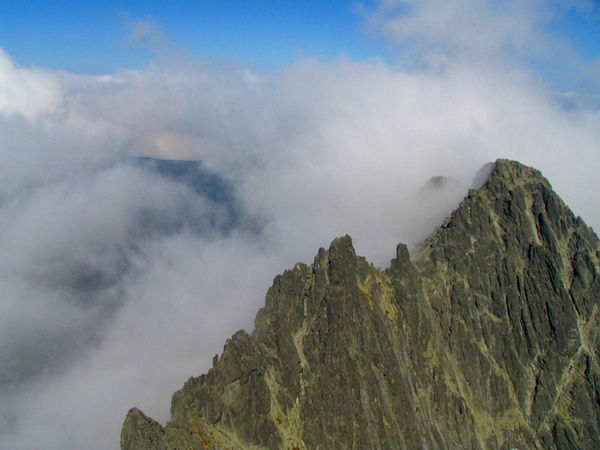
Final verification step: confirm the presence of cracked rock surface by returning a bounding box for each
[121,160,600,450]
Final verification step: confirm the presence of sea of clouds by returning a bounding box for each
[1,1,600,449]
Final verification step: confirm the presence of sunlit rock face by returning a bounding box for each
[121,160,600,450]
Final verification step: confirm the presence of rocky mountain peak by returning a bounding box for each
[121,159,600,450]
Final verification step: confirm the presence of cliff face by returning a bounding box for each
[121,160,600,450]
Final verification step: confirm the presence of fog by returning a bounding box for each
[1,2,600,449]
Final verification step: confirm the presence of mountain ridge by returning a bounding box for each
[121,159,600,450]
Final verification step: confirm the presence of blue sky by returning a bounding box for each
[2,0,597,75]
[551,4,600,61]
[0,0,385,73]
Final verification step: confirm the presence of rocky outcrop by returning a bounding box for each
[121,159,600,449]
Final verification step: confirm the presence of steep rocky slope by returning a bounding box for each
[121,159,600,449]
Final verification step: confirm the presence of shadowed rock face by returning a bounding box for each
[121,159,600,450]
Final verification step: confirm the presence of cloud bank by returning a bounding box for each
[1,2,600,449]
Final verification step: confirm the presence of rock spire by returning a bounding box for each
[121,159,600,450]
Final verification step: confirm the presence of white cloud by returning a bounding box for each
[0,48,66,120]
[366,0,550,61]
[2,233,281,450]
[124,16,171,56]
[362,0,593,64]
[1,3,600,448]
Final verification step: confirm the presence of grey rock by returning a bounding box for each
[121,159,600,450]
[120,408,165,450]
